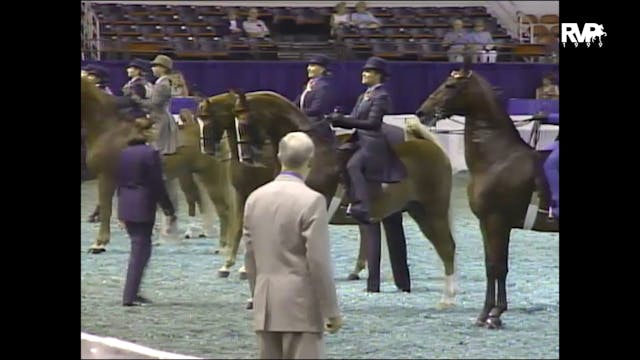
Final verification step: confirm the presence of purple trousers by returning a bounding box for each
[544,141,559,217]
[123,222,154,304]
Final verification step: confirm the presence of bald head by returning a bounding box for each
[277,132,315,171]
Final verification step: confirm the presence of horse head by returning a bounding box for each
[198,90,312,154]
[416,52,504,126]
[415,64,475,126]
[196,92,237,154]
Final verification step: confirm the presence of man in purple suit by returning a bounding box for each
[117,119,177,306]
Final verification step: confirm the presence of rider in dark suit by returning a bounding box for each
[294,54,336,143]
[86,65,113,95]
[117,119,176,306]
[327,57,397,224]
[121,59,152,120]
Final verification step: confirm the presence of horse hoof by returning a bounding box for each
[213,249,221,255]
[485,316,503,329]
[475,317,487,327]
[88,246,106,254]
[239,271,248,280]
[218,270,230,278]
[87,216,99,223]
[198,234,207,238]
[436,300,456,310]
[246,300,253,310]
[184,234,192,239]
[347,273,360,281]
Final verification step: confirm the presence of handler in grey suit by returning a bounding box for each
[243,132,343,359]
[132,54,179,155]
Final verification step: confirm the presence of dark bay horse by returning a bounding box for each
[198,90,458,306]
[81,77,239,255]
[415,61,559,328]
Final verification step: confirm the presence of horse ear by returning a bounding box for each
[462,51,473,72]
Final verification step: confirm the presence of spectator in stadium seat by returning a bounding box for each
[465,19,497,63]
[168,71,189,97]
[536,73,559,100]
[351,1,380,29]
[221,8,244,38]
[243,8,270,38]
[330,2,353,36]
[442,18,468,62]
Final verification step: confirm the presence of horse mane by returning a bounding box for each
[467,73,523,136]
[250,91,311,130]
[206,90,311,133]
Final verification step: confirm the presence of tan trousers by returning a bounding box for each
[256,331,324,359]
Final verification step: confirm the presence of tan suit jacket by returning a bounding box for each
[243,173,340,333]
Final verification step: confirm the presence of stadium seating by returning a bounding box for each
[84,4,550,61]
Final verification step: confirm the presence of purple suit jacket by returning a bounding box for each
[116,143,175,223]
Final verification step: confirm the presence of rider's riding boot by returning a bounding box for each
[345,169,374,224]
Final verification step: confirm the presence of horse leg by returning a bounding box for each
[203,179,234,255]
[89,174,115,254]
[218,191,244,278]
[407,204,457,308]
[159,178,181,242]
[347,225,368,280]
[193,175,217,239]
[482,215,511,329]
[177,173,201,239]
[87,204,100,223]
[194,165,236,256]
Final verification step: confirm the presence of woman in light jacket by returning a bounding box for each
[132,55,179,155]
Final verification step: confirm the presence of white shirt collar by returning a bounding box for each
[155,75,170,84]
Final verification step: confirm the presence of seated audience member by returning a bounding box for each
[221,8,244,38]
[168,71,189,97]
[330,2,353,36]
[536,73,559,100]
[465,20,497,63]
[442,18,468,62]
[351,1,381,29]
[243,8,270,38]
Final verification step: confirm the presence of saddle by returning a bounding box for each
[334,123,408,204]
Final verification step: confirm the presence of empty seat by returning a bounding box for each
[121,4,146,14]
[391,8,417,18]
[533,25,550,37]
[197,37,226,52]
[191,26,217,36]
[539,14,559,24]
[165,25,191,36]
[360,28,385,38]
[172,38,199,52]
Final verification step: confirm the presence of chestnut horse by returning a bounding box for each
[198,90,459,306]
[81,77,239,256]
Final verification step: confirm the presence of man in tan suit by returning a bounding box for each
[243,132,343,359]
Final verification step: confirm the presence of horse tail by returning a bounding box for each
[404,117,447,155]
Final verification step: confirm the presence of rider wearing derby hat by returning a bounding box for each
[86,64,113,95]
[327,56,403,224]
[295,54,337,143]
[122,59,153,121]
[130,54,179,155]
